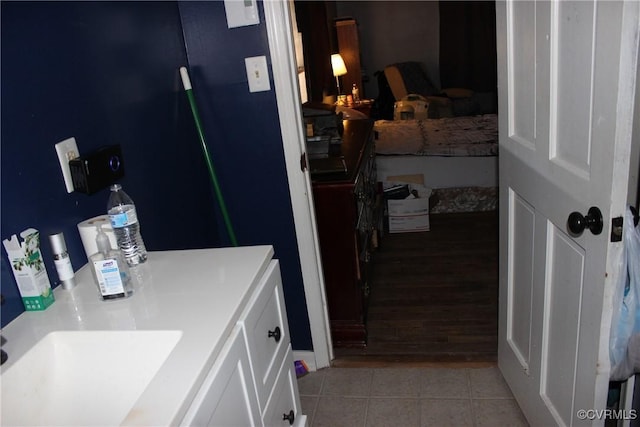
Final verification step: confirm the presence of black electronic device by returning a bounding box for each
[69,144,124,194]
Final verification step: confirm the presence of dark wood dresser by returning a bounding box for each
[310,119,381,348]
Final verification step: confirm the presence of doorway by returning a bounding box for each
[267,1,640,424]
[290,0,500,363]
[266,0,509,369]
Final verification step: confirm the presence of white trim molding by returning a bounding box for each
[263,0,333,369]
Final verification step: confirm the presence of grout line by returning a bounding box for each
[308,395,319,427]
[302,393,515,400]
[368,395,421,400]
[306,370,325,426]
[470,395,478,427]
[321,394,371,398]
[472,396,518,400]
[466,369,479,427]
[362,369,375,427]
[316,370,326,396]
[362,398,369,427]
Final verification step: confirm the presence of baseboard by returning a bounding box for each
[293,350,318,372]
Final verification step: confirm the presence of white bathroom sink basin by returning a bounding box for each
[1,330,182,426]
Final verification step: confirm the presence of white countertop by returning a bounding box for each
[1,245,274,426]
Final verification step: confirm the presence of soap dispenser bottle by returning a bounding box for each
[90,225,132,300]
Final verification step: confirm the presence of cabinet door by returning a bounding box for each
[240,261,290,410]
[180,325,261,427]
[262,347,306,427]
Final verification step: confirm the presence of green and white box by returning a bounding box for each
[3,228,55,311]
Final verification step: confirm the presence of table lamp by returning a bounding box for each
[331,53,347,95]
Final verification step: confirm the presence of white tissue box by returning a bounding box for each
[3,228,55,311]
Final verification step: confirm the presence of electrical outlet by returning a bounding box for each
[55,137,79,193]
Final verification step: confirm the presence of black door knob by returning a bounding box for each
[268,326,281,343]
[282,410,295,425]
[567,206,603,236]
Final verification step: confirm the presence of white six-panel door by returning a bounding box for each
[496,1,638,426]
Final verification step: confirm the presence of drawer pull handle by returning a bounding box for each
[268,326,281,343]
[282,410,295,425]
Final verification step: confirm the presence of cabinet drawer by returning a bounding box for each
[262,347,306,427]
[239,261,290,410]
[180,325,261,427]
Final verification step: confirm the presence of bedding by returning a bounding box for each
[373,114,498,157]
[373,113,499,213]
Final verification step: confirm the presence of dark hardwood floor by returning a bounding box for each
[334,211,499,366]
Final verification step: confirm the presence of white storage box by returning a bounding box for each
[384,181,431,233]
[388,213,430,233]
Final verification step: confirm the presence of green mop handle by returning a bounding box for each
[180,67,238,247]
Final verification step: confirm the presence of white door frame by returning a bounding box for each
[263,0,333,369]
[264,0,640,377]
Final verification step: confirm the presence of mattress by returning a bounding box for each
[374,114,498,157]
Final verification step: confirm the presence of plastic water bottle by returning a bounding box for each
[107,184,147,266]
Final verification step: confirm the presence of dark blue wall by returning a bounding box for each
[178,2,312,349]
[1,1,313,350]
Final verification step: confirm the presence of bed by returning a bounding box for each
[373,114,498,213]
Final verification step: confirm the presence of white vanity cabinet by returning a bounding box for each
[181,260,306,427]
[1,246,305,426]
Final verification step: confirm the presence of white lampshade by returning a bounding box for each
[331,54,347,77]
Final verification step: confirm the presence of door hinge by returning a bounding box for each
[300,152,307,172]
[611,216,623,242]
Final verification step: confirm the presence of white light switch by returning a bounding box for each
[224,0,259,28]
[245,56,271,93]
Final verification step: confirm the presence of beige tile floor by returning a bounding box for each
[297,366,529,427]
